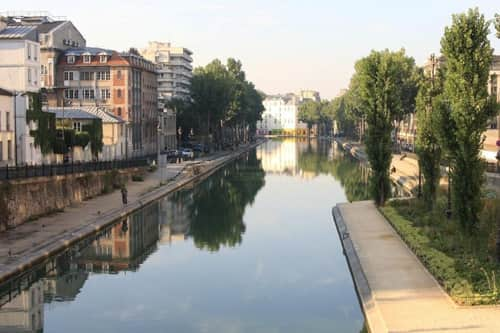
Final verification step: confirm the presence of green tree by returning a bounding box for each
[440,8,496,231]
[298,100,321,136]
[353,49,418,206]
[415,55,443,209]
[184,59,264,149]
[495,14,500,38]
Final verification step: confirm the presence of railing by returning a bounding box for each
[486,162,500,174]
[0,158,151,181]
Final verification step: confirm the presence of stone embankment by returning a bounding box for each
[0,140,264,284]
[0,167,145,231]
[335,138,419,195]
[335,137,500,194]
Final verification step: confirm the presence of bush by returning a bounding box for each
[381,198,500,305]
[132,174,144,182]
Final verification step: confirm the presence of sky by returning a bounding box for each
[5,1,500,99]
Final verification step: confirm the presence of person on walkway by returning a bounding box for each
[121,186,128,205]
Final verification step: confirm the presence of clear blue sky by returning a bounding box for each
[6,1,500,99]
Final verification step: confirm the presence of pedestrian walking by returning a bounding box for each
[121,186,128,205]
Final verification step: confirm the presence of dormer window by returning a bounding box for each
[83,55,91,63]
[99,55,107,63]
[67,55,75,64]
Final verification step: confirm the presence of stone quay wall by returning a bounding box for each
[0,168,144,230]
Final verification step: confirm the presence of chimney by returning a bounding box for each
[0,17,7,32]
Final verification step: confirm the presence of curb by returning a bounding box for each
[0,141,264,285]
[331,205,388,333]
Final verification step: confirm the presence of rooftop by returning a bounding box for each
[0,25,37,39]
[47,107,123,123]
[65,47,114,56]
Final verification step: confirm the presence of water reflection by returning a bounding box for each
[258,138,371,201]
[0,142,365,333]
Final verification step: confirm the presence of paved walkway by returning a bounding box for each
[0,143,261,283]
[334,201,500,333]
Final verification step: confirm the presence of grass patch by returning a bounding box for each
[132,174,144,182]
[380,195,500,305]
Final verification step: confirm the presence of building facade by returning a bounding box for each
[257,94,309,136]
[0,89,15,166]
[158,108,177,150]
[52,47,158,157]
[3,14,86,90]
[419,54,500,157]
[140,41,193,104]
[0,21,40,92]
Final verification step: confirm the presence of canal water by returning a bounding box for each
[0,138,369,333]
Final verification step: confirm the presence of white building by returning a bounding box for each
[0,20,40,92]
[0,20,45,165]
[2,13,86,90]
[0,88,15,166]
[256,95,308,136]
[140,41,193,104]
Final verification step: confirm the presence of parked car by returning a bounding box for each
[181,148,194,160]
[193,143,210,153]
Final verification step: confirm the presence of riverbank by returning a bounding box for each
[0,140,264,284]
[333,201,500,333]
[334,138,425,195]
[335,137,500,194]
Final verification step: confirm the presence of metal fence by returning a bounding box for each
[0,158,151,181]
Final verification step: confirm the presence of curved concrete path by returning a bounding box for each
[334,201,500,333]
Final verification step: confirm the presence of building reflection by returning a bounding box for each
[158,191,192,245]
[0,146,267,332]
[78,203,160,273]
[0,281,44,333]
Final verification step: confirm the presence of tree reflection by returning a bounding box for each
[297,140,370,202]
[187,150,265,251]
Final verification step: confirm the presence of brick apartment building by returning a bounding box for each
[51,47,158,157]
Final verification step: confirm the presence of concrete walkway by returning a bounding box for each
[0,142,261,283]
[333,201,500,333]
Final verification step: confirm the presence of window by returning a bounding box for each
[83,55,92,63]
[100,89,110,100]
[28,68,32,83]
[34,45,38,60]
[117,70,122,79]
[7,140,11,160]
[73,122,81,132]
[117,89,122,98]
[41,65,47,75]
[64,71,74,81]
[67,55,75,64]
[81,72,94,81]
[117,107,122,116]
[6,112,9,131]
[96,71,110,80]
[27,44,31,60]
[83,89,95,99]
[64,89,79,99]
[100,55,107,63]
[0,141,2,161]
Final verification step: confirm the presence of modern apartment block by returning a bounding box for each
[141,41,193,104]
[52,47,158,157]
